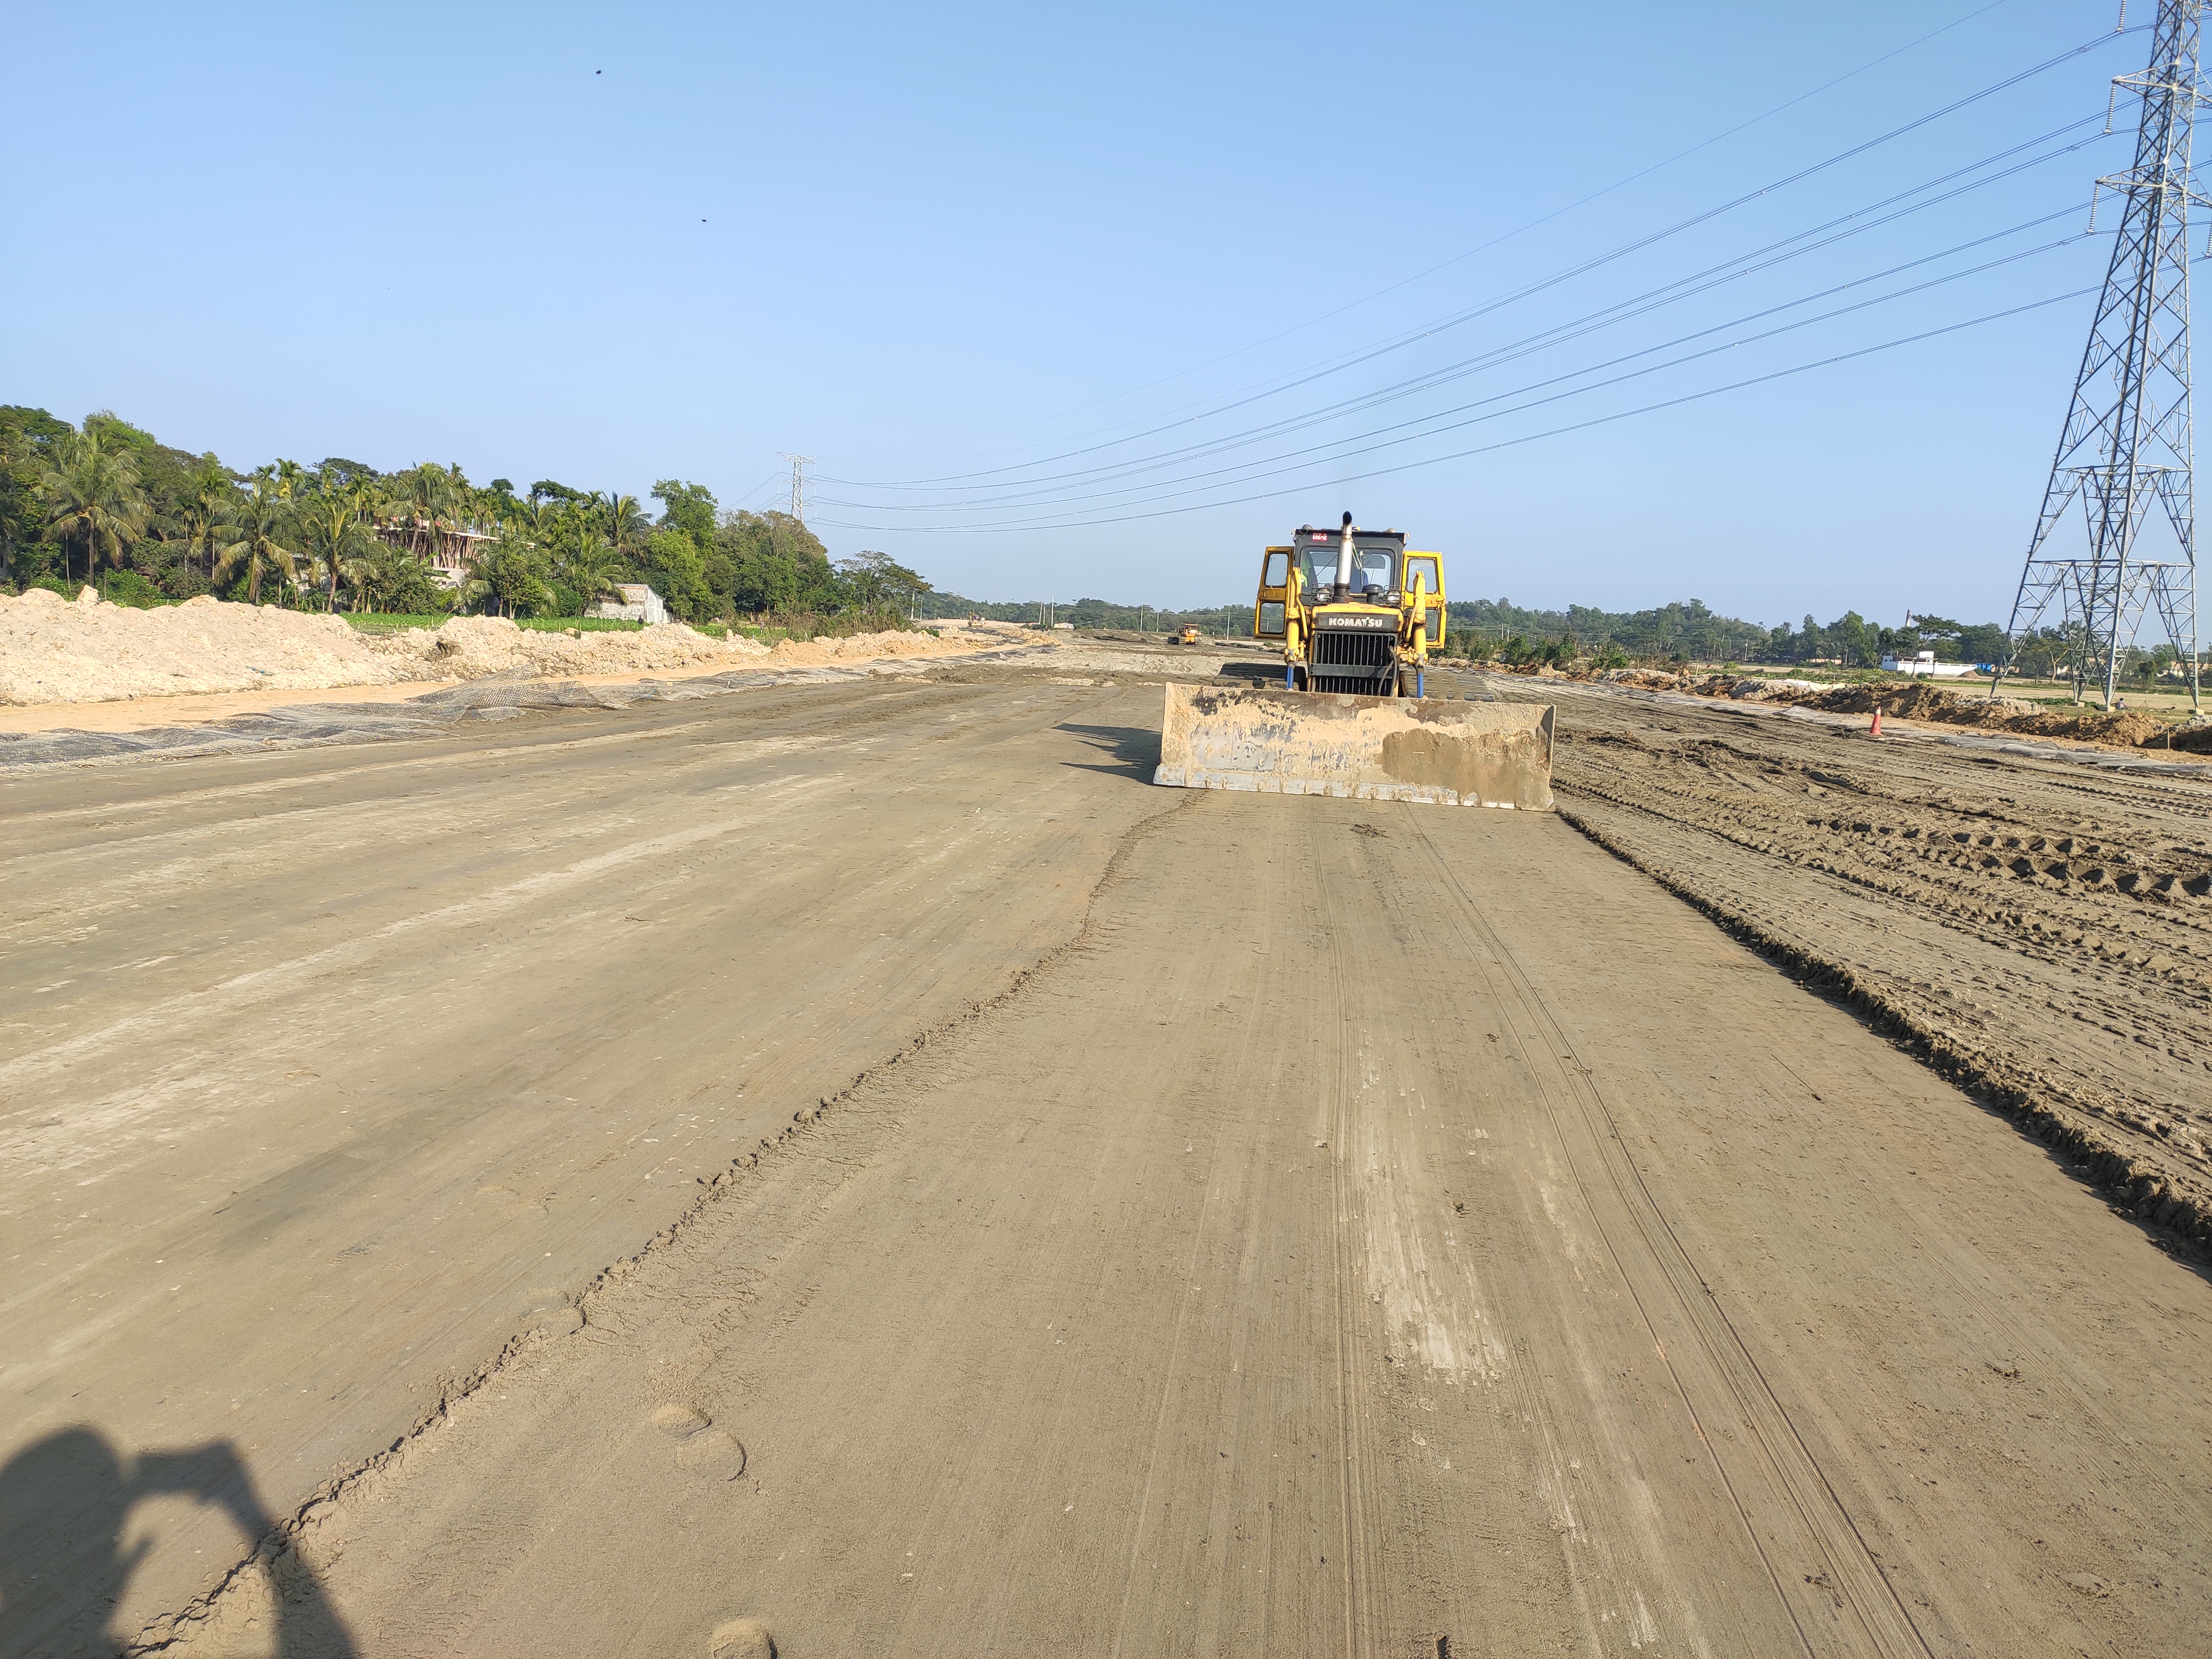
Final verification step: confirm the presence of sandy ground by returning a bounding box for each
[1468,667,2212,1248]
[4,645,2209,1657]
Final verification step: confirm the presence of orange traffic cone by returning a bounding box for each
[1870,705,1883,737]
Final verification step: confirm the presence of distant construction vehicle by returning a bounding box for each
[1176,624,1202,645]
[1154,514,1554,808]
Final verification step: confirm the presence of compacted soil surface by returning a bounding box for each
[4,643,2208,1658]
[1475,669,2212,1250]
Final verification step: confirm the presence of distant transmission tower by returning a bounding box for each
[778,453,815,523]
[1999,0,2204,711]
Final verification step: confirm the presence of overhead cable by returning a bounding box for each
[827,121,2111,507]
[813,288,2099,534]
[828,26,2140,492]
[817,228,2094,521]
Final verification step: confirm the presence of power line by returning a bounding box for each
[813,288,2098,534]
[819,227,2098,523]
[831,0,2059,469]
[727,468,786,513]
[825,122,2112,513]
[828,25,2141,494]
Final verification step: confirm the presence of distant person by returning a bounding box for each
[0,1428,356,1658]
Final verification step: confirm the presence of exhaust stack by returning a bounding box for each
[1333,510,1355,602]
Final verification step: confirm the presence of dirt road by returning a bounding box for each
[5,651,2209,1657]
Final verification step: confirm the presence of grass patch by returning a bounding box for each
[341,613,659,634]
[342,613,448,633]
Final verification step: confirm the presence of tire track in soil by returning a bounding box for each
[1407,812,1936,1659]
[1514,680,2212,1260]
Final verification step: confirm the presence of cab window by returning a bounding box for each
[1258,601,1286,637]
[1404,556,1439,596]
[1262,551,1289,587]
[1299,545,1394,592]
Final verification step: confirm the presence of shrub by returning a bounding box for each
[101,570,163,608]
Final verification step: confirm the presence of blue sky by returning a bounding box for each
[1,1,2163,624]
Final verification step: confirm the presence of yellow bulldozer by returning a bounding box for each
[1154,514,1554,808]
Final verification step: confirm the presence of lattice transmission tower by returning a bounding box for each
[778,453,814,523]
[1999,0,2204,711]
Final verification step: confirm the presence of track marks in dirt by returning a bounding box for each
[1544,687,2212,1254]
[1410,814,1934,1658]
[135,765,2212,1657]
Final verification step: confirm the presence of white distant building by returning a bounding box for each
[588,584,669,625]
[1881,649,1984,679]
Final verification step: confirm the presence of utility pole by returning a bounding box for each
[1998,0,2203,712]
[778,453,815,524]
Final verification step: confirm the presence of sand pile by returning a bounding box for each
[360,618,1007,680]
[0,587,405,705]
[361,615,771,680]
[0,588,1023,707]
[761,627,1005,668]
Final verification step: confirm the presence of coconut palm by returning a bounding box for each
[296,489,380,611]
[601,492,648,563]
[216,475,300,605]
[39,430,149,586]
[389,462,458,558]
[512,497,560,547]
[560,530,625,615]
[173,466,240,580]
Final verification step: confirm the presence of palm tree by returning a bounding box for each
[512,497,557,545]
[601,493,648,564]
[560,531,624,616]
[216,475,300,605]
[296,489,379,611]
[39,430,148,586]
[390,463,457,559]
[174,467,240,581]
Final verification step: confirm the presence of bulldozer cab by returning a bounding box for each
[1254,536,1447,644]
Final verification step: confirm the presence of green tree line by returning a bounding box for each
[915,591,1253,635]
[1438,596,2026,670]
[0,406,933,630]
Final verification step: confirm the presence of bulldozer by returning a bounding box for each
[1153,514,1554,808]
[1176,623,1203,646]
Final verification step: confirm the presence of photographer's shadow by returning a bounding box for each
[0,1427,354,1658]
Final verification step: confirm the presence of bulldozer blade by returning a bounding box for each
[1154,683,1554,809]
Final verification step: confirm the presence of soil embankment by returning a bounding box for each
[0,586,1020,706]
[1533,661,2208,751]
